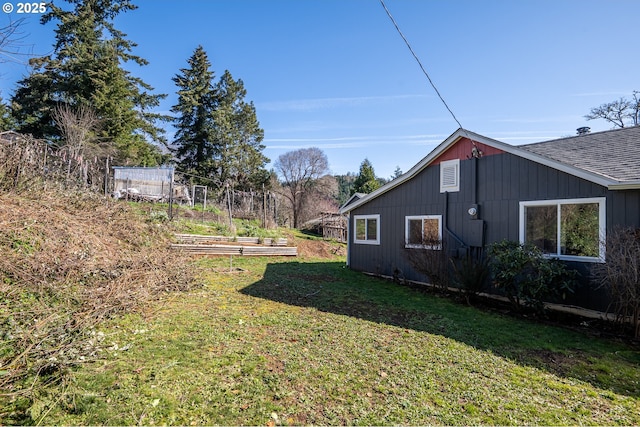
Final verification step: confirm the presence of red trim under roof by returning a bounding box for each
[432,137,505,165]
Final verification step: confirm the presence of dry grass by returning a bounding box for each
[0,191,201,409]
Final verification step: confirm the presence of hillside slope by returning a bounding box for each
[0,191,200,421]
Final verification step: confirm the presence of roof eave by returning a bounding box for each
[338,128,632,214]
[608,181,640,190]
[339,128,497,213]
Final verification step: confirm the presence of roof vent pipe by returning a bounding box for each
[576,126,591,135]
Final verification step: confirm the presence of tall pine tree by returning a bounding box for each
[11,0,167,165]
[352,158,381,194]
[171,46,217,181]
[171,47,268,190]
[212,70,269,190]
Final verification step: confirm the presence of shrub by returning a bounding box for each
[591,227,640,338]
[403,238,451,291]
[450,253,490,304]
[148,209,170,223]
[487,240,577,313]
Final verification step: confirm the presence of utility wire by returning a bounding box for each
[379,0,464,131]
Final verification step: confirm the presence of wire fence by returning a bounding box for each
[0,132,346,234]
[0,132,283,226]
[0,131,111,193]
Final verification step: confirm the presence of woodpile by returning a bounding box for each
[171,234,297,256]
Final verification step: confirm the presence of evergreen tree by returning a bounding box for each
[11,0,167,165]
[211,70,268,190]
[11,60,58,138]
[171,46,217,181]
[335,173,356,206]
[0,96,15,131]
[352,158,381,194]
[391,166,403,180]
[171,50,268,190]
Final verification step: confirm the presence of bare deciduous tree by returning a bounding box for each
[53,104,100,154]
[0,18,26,64]
[298,174,339,226]
[52,104,109,185]
[585,91,640,128]
[274,147,329,228]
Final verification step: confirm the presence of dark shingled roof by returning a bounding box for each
[520,126,640,182]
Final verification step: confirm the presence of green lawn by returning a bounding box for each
[18,254,640,426]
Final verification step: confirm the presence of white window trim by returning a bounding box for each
[440,159,460,193]
[405,215,443,250]
[353,214,380,245]
[518,197,606,262]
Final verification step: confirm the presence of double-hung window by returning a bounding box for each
[519,197,605,262]
[354,214,380,245]
[405,215,442,249]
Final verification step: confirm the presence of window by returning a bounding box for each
[405,215,442,249]
[519,197,605,262]
[354,214,380,245]
[440,159,460,192]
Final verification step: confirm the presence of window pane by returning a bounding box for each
[561,203,599,257]
[525,205,557,254]
[423,218,440,244]
[355,218,366,241]
[408,219,423,245]
[366,218,377,241]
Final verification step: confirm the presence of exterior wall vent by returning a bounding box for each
[440,159,460,192]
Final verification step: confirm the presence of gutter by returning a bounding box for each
[608,181,640,190]
[443,191,466,248]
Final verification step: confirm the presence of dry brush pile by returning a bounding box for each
[0,191,201,407]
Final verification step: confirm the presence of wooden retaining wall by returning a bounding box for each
[174,234,288,246]
[171,234,296,256]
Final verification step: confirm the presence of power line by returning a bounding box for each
[379,0,464,131]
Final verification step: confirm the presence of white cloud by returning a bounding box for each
[264,133,447,150]
[258,94,430,112]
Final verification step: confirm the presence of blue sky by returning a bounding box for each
[1,0,639,178]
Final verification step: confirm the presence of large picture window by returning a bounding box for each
[519,198,605,262]
[405,215,442,249]
[354,214,380,245]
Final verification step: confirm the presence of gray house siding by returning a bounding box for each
[477,153,607,246]
[348,163,442,281]
[347,150,637,311]
[608,190,640,228]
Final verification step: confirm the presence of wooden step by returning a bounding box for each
[170,243,297,257]
[174,234,288,246]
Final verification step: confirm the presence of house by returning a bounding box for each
[341,192,367,209]
[338,127,640,312]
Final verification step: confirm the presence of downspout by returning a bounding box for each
[469,155,485,258]
[443,191,466,248]
[471,156,478,205]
